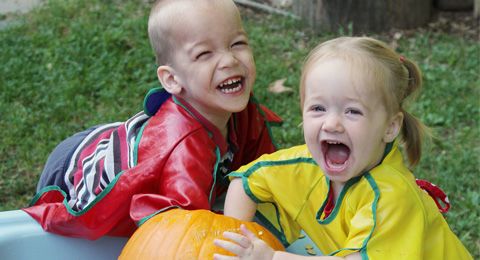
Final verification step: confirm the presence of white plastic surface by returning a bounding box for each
[0,210,128,260]
[0,209,321,259]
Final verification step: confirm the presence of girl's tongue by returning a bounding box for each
[326,143,350,165]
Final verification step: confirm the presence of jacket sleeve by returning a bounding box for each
[23,131,218,239]
[129,129,219,225]
[22,155,168,240]
[238,101,282,164]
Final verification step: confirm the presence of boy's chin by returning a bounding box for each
[223,93,251,110]
[224,101,250,113]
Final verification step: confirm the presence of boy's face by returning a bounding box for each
[167,0,255,123]
[302,58,397,189]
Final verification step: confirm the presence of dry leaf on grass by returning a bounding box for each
[389,31,403,50]
[268,78,294,94]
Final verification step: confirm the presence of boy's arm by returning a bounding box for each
[23,154,165,240]
[24,131,218,239]
[252,104,282,156]
[237,101,282,164]
[130,131,220,224]
[223,178,257,221]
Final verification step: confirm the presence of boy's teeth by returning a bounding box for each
[220,85,242,93]
[220,77,241,87]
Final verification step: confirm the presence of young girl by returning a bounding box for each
[213,37,472,259]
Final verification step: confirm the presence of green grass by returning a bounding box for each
[1,0,478,256]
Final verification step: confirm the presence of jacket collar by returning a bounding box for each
[143,87,238,155]
[172,95,238,155]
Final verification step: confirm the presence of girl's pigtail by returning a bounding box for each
[401,57,422,97]
[401,111,426,167]
[399,57,429,167]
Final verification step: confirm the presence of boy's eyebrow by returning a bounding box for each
[185,40,208,50]
[184,40,210,58]
[184,29,250,55]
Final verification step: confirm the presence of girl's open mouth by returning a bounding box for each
[217,77,244,94]
[321,140,350,172]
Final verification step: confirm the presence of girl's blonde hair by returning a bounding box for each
[300,36,428,167]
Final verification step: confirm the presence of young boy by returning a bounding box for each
[24,0,281,240]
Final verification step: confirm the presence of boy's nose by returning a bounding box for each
[218,51,238,69]
[322,114,344,133]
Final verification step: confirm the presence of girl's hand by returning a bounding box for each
[213,224,275,260]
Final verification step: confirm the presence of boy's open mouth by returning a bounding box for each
[321,140,350,171]
[217,77,244,94]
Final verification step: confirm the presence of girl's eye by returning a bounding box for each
[195,51,211,60]
[311,105,325,112]
[346,108,363,115]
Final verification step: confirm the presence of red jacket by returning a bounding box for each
[23,89,281,240]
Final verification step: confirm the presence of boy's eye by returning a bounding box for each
[195,51,211,60]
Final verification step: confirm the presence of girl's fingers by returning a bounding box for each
[239,224,257,240]
[213,225,260,258]
[214,238,250,256]
[222,230,252,248]
[213,253,238,260]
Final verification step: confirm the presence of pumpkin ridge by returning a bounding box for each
[175,209,206,259]
[146,215,171,258]
[195,209,217,258]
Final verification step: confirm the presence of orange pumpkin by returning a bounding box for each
[119,209,285,259]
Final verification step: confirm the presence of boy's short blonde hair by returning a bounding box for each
[148,0,242,66]
[147,0,185,65]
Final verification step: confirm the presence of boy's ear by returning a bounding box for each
[383,112,403,143]
[157,65,182,95]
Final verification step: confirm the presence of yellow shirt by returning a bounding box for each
[230,143,472,259]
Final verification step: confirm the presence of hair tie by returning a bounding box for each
[399,55,406,63]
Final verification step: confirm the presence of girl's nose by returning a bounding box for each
[322,113,344,133]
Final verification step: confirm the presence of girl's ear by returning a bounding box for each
[157,65,182,95]
[383,112,403,143]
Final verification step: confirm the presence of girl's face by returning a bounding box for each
[302,58,401,190]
